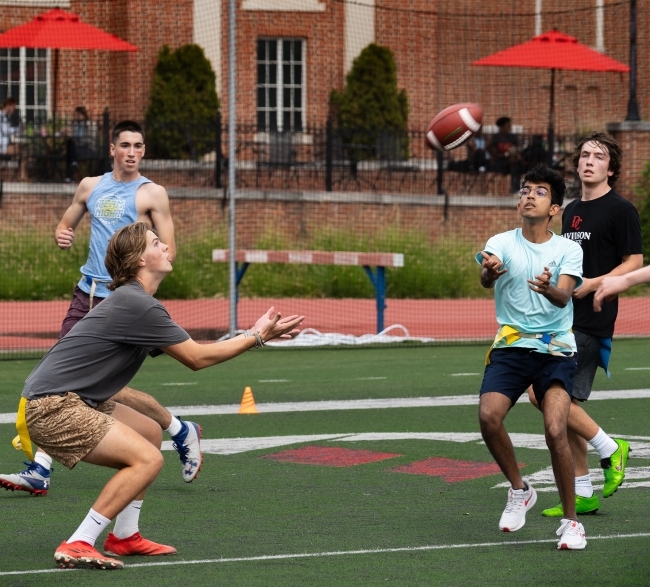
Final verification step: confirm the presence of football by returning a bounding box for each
[425,103,483,151]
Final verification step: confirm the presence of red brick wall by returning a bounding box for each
[0,191,555,251]
[221,0,344,126]
[0,1,193,120]
[606,123,650,201]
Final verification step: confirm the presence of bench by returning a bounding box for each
[212,249,404,333]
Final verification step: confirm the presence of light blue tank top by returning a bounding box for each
[78,172,152,298]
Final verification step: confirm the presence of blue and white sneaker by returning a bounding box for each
[171,420,202,483]
[0,461,50,496]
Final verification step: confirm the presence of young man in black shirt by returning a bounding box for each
[533,131,643,517]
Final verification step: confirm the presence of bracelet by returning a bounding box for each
[244,329,266,349]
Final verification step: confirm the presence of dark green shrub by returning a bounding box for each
[145,44,219,160]
[330,44,408,158]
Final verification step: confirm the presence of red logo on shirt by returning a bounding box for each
[571,216,582,230]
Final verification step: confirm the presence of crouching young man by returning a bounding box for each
[477,164,586,549]
[17,222,304,569]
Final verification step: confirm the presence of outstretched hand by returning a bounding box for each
[593,276,626,312]
[480,251,507,282]
[253,307,304,343]
[528,266,552,295]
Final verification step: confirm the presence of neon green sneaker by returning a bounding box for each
[541,494,600,517]
[601,438,630,498]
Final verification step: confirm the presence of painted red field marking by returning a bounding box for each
[390,457,525,482]
[260,445,402,467]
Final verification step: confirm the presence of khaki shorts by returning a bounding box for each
[25,393,117,470]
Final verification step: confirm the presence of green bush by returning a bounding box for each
[0,224,489,301]
[145,44,220,160]
[330,44,409,157]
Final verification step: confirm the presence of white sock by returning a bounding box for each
[113,499,143,539]
[165,416,183,438]
[574,474,593,498]
[67,509,111,546]
[33,451,52,471]
[588,428,619,459]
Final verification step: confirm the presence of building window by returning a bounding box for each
[0,48,49,123]
[257,38,304,132]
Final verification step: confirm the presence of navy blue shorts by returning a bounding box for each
[479,347,577,406]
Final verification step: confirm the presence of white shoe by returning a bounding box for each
[171,421,203,483]
[499,478,537,532]
[556,518,587,550]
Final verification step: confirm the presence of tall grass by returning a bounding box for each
[0,224,495,300]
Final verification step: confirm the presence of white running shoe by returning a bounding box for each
[0,461,50,496]
[171,420,203,483]
[556,518,587,550]
[499,478,537,532]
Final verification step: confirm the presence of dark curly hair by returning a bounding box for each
[571,131,622,186]
[521,164,566,207]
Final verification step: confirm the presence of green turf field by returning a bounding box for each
[0,342,649,585]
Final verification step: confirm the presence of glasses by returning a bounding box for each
[519,186,549,198]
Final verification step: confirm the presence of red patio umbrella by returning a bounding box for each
[472,30,629,163]
[0,7,138,117]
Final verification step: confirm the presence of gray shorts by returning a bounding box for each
[573,330,601,401]
[25,393,117,469]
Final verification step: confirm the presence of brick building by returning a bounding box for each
[0,0,644,132]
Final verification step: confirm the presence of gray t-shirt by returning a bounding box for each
[22,281,190,405]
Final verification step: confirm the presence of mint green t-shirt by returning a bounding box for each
[476,228,583,353]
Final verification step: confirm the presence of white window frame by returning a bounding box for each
[243,0,324,11]
[257,38,306,133]
[0,47,50,122]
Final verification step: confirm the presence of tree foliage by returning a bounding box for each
[330,43,408,132]
[145,44,219,160]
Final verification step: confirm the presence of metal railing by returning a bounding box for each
[1,112,579,196]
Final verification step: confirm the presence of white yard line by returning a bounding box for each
[2,388,650,424]
[1,533,649,577]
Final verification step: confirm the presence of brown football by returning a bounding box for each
[426,103,483,151]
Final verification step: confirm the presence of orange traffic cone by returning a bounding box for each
[238,386,259,414]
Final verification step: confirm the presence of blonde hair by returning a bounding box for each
[105,222,150,290]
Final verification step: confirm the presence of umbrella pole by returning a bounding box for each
[52,49,58,131]
[546,68,555,167]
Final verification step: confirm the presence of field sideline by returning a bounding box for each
[0,343,648,585]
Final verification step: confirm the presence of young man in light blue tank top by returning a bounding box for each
[477,164,587,550]
[0,121,203,508]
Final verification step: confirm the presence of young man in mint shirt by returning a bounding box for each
[477,164,586,549]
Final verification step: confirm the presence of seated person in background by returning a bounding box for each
[448,128,488,173]
[522,134,548,172]
[66,106,98,181]
[468,128,488,172]
[488,116,522,193]
[0,97,20,158]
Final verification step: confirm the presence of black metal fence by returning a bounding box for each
[0,112,579,196]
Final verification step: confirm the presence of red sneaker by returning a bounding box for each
[103,532,177,556]
[54,540,124,569]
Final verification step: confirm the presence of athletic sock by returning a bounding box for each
[588,428,619,459]
[574,474,593,498]
[113,499,143,539]
[166,416,184,438]
[33,451,52,471]
[67,508,111,546]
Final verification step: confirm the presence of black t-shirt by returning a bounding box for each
[562,190,643,337]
